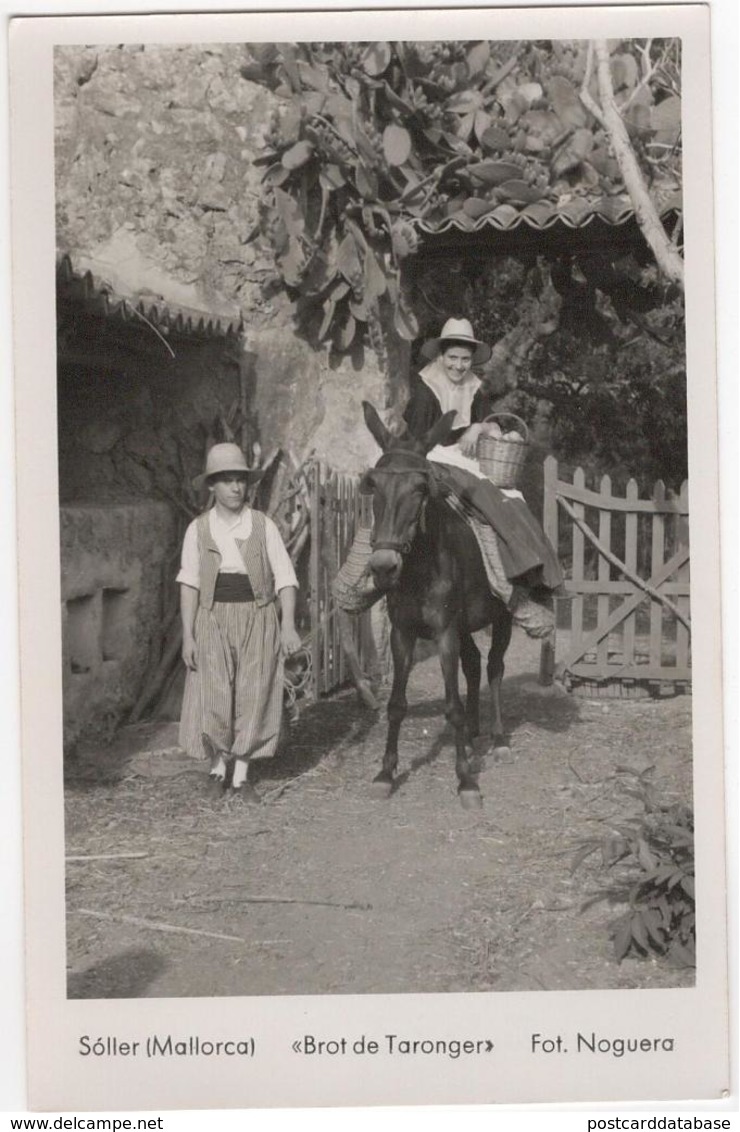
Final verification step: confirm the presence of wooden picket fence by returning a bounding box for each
[308,462,375,698]
[540,456,691,695]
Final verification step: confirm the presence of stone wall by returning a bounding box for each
[55,43,387,475]
[58,329,242,505]
[55,44,272,323]
[53,44,393,746]
[60,502,179,750]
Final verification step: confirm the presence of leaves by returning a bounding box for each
[479,125,510,154]
[319,164,347,192]
[334,310,357,351]
[651,95,682,144]
[447,89,484,115]
[551,127,594,177]
[390,221,418,259]
[612,52,639,92]
[252,39,682,355]
[624,87,654,135]
[497,179,544,205]
[468,160,522,187]
[336,232,362,287]
[383,124,412,167]
[363,247,388,300]
[466,42,490,78]
[360,42,392,77]
[613,916,633,961]
[279,103,303,146]
[318,298,336,341]
[636,837,657,872]
[572,786,695,967]
[355,162,379,201]
[518,81,544,105]
[547,75,589,129]
[281,140,314,170]
[630,911,650,952]
[262,163,290,188]
[272,187,304,239]
[462,196,499,219]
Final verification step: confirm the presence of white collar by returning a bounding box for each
[419,358,481,429]
[210,505,251,532]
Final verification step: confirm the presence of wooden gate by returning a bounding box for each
[541,457,691,694]
[308,462,375,698]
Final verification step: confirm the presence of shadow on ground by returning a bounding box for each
[394,671,580,736]
[68,947,168,999]
[64,690,381,793]
[253,689,380,784]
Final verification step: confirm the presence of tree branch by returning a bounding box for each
[586,41,684,292]
[580,43,606,128]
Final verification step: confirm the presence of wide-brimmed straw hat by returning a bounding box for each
[420,317,492,366]
[192,442,263,490]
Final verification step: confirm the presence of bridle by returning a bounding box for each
[366,453,436,556]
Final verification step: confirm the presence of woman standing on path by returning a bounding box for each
[177,443,301,803]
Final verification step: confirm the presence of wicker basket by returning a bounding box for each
[332,525,382,614]
[477,412,530,488]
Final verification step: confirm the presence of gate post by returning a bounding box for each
[309,461,322,701]
[539,455,558,685]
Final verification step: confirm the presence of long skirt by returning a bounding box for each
[431,464,564,592]
[179,601,284,762]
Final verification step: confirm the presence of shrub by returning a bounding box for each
[572,766,695,966]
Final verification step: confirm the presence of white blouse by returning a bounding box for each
[176,507,298,593]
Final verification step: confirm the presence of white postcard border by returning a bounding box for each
[8,4,731,1112]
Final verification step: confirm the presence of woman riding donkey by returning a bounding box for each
[403,317,562,632]
[333,319,562,803]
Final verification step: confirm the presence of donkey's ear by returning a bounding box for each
[362,401,392,451]
[422,410,457,453]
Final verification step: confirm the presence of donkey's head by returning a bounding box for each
[361,402,455,590]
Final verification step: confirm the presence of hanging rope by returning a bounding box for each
[283,644,313,722]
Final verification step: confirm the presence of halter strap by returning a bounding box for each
[374,451,432,474]
[367,451,437,555]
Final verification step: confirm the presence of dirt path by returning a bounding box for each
[65,630,694,998]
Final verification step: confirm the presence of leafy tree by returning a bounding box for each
[247,38,682,386]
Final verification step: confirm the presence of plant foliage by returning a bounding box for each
[572,766,695,967]
[246,39,682,357]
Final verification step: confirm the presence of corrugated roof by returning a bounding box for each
[56,255,243,340]
[413,190,682,238]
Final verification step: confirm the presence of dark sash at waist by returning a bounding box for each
[213,573,255,603]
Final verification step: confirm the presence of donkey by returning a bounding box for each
[361,402,513,808]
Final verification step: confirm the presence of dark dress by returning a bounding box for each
[403,373,563,593]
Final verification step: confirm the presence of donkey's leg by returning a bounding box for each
[439,626,480,808]
[371,623,416,798]
[487,603,514,758]
[460,631,481,741]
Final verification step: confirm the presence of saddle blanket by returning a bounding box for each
[333,501,554,640]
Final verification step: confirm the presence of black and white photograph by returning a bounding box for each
[8,4,730,1111]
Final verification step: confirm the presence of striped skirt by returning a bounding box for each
[179,601,284,762]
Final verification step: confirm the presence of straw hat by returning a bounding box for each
[420,318,492,366]
[193,442,263,490]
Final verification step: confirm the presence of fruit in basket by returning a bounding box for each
[503,430,524,442]
[483,421,503,438]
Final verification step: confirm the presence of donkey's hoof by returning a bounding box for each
[369,776,394,800]
[491,735,512,762]
[458,788,482,810]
